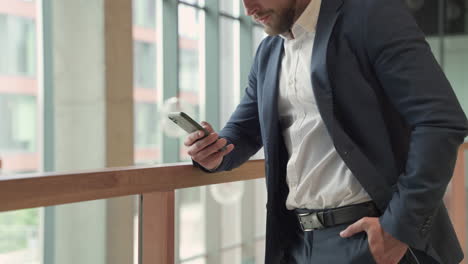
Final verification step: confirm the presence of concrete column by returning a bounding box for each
[44,0,134,263]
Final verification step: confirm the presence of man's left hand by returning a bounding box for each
[339,217,408,264]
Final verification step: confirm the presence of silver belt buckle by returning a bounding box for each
[297,212,324,232]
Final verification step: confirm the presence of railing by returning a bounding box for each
[0,160,265,263]
[0,144,466,263]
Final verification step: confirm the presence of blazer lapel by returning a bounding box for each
[262,38,284,157]
[311,0,343,129]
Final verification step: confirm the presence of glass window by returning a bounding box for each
[252,26,266,56]
[177,187,205,261]
[134,102,160,163]
[0,5,39,176]
[219,0,240,17]
[0,95,37,153]
[133,0,156,28]
[220,197,242,264]
[0,209,40,264]
[0,14,36,77]
[178,4,204,161]
[177,4,206,264]
[132,0,160,165]
[134,41,156,89]
[0,1,40,263]
[219,17,240,127]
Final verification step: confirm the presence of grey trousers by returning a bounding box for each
[282,223,439,264]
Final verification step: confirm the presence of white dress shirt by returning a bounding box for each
[278,0,371,210]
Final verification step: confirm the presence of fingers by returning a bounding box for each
[187,133,218,156]
[201,121,214,133]
[183,121,215,147]
[191,137,232,161]
[340,217,370,238]
[183,121,234,170]
[184,130,209,147]
[198,143,235,164]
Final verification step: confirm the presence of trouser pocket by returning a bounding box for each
[399,248,421,264]
[359,232,377,264]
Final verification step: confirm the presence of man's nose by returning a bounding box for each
[242,0,259,16]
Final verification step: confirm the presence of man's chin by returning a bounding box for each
[262,21,291,36]
[264,26,284,36]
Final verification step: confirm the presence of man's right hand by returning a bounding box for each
[184,121,235,171]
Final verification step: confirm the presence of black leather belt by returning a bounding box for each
[295,201,380,232]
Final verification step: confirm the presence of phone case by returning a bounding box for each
[168,112,227,152]
[168,112,209,137]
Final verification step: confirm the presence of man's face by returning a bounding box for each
[242,0,297,35]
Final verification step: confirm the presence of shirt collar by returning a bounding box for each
[280,0,321,40]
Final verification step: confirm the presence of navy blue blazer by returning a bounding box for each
[206,0,468,263]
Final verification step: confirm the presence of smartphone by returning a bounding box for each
[168,112,209,137]
[167,112,227,151]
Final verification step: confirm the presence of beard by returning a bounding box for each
[262,7,296,36]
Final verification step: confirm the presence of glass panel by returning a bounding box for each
[444,36,468,112]
[220,17,239,126]
[0,14,36,76]
[0,1,40,262]
[254,179,267,238]
[0,95,37,154]
[178,4,204,161]
[252,26,266,56]
[221,247,241,264]
[134,41,156,89]
[133,0,156,28]
[177,187,205,260]
[219,0,240,17]
[219,186,241,248]
[133,0,160,165]
[0,209,40,264]
[50,197,136,264]
[0,5,38,174]
[255,238,266,264]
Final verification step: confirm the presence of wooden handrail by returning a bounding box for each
[0,160,265,212]
[0,145,466,263]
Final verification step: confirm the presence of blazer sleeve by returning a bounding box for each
[194,40,266,172]
[363,0,468,251]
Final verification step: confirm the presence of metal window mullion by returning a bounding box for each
[153,2,180,264]
[437,0,445,69]
[203,1,222,264]
[204,0,220,130]
[239,7,253,97]
[39,0,55,263]
[219,12,240,21]
[178,0,204,10]
[158,0,179,163]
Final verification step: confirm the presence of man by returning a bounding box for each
[185,0,468,263]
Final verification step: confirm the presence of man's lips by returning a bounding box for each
[255,14,271,24]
